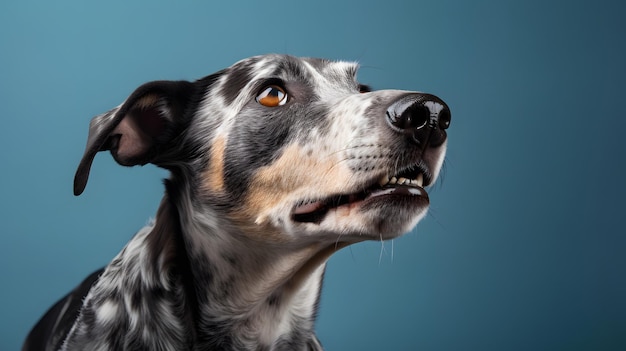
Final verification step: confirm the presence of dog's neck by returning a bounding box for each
[154,182,336,349]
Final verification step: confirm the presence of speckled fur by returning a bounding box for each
[23,54,449,351]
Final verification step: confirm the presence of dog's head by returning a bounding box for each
[75,54,450,246]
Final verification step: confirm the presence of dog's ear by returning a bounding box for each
[74,80,196,196]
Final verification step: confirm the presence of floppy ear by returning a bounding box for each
[73,80,196,196]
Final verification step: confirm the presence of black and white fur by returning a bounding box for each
[23,54,450,351]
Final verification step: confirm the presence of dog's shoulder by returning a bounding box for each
[22,268,104,351]
[60,220,195,350]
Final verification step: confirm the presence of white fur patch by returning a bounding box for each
[96,299,119,325]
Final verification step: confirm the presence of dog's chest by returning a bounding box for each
[63,224,323,350]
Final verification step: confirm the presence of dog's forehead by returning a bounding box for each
[240,54,357,81]
[217,54,360,101]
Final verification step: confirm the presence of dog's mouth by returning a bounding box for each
[292,165,432,223]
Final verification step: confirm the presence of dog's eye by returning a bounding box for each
[256,85,288,107]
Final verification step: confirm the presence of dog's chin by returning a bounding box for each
[291,184,430,241]
[358,194,430,237]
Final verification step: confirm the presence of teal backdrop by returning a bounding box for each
[1,0,625,350]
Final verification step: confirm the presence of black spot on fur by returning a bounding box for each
[190,253,215,306]
[223,253,238,267]
[267,293,281,307]
[220,58,260,105]
[130,289,142,310]
[196,321,241,350]
[217,275,236,299]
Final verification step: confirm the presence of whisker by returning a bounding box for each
[379,234,385,266]
[426,206,448,233]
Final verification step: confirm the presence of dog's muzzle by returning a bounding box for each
[291,92,450,224]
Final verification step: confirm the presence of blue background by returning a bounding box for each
[1,0,625,350]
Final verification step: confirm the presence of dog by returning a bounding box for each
[23,54,450,351]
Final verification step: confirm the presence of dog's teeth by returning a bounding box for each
[380,174,425,187]
[416,173,424,187]
[378,176,390,187]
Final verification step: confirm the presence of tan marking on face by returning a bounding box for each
[227,210,287,243]
[201,135,226,194]
[242,143,353,228]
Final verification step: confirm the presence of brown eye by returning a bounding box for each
[256,85,288,107]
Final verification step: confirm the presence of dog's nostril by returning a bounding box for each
[406,105,430,130]
[387,100,430,132]
[439,108,451,130]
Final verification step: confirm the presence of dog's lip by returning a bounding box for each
[291,168,431,223]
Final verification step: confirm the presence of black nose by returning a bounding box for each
[386,93,451,148]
